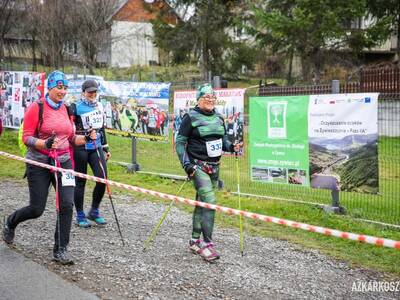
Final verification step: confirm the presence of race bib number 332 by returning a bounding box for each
[82,110,103,130]
[206,139,222,157]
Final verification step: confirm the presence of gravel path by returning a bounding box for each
[0,179,399,300]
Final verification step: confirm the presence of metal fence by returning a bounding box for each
[257,78,400,226]
[110,70,400,226]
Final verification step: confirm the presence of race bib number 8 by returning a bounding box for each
[81,110,103,130]
[61,171,75,186]
[206,139,222,157]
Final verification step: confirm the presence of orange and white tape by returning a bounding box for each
[1,150,399,250]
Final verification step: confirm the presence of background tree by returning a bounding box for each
[36,0,74,68]
[152,0,252,80]
[152,18,196,65]
[366,0,400,64]
[250,0,389,83]
[72,0,118,74]
[21,0,43,71]
[0,0,19,65]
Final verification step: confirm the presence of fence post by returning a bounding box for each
[127,137,141,173]
[324,80,345,214]
[212,75,224,189]
[331,79,340,93]
[73,67,78,80]
[213,76,221,88]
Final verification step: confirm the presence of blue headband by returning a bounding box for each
[47,70,68,89]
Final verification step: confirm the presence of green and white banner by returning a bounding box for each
[249,93,379,194]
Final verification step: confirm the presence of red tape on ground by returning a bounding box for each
[1,150,399,250]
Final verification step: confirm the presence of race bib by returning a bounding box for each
[81,109,103,130]
[61,171,75,186]
[206,139,222,157]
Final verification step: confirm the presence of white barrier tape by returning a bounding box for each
[1,150,399,250]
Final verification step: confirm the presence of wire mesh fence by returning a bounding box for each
[108,96,399,226]
[109,69,400,226]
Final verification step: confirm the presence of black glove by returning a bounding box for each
[184,164,197,177]
[85,128,96,142]
[45,135,56,149]
[232,140,242,155]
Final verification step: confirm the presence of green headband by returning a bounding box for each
[196,83,215,101]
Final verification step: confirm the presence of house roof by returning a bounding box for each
[114,0,129,16]
[111,0,179,24]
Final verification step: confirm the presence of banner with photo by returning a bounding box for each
[0,71,45,129]
[249,93,379,194]
[66,80,171,141]
[63,74,104,105]
[173,88,245,154]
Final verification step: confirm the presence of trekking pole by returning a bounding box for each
[51,145,62,252]
[90,128,125,246]
[235,148,245,256]
[143,179,188,251]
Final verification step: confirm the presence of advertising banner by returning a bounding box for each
[173,88,245,154]
[66,80,171,141]
[249,93,379,194]
[0,71,45,129]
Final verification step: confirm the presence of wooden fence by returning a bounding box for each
[259,67,400,100]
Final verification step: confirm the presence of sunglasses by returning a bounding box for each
[86,91,97,94]
[201,95,217,103]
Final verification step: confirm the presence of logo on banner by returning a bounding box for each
[267,101,287,139]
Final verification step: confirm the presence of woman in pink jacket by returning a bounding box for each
[2,70,96,265]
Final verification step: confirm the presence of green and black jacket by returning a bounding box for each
[176,106,233,169]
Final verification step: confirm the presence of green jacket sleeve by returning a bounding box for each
[175,114,192,169]
[176,134,191,168]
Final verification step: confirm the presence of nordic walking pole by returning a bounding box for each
[90,128,125,246]
[50,137,62,252]
[143,179,188,251]
[235,147,245,256]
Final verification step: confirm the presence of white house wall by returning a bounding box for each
[111,21,159,67]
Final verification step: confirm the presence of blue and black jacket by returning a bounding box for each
[69,99,108,151]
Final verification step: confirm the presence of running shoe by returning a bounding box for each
[199,242,220,262]
[76,211,91,228]
[2,218,14,244]
[189,239,202,254]
[87,208,107,225]
[53,247,74,265]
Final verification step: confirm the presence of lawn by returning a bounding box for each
[1,128,400,276]
[107,129,400,226]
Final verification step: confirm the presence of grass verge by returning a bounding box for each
[0,128,399,276]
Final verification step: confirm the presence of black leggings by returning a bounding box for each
[73,148,107,212]
[7,160,74,249]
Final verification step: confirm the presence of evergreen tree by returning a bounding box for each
[250,0,389,82]
[152,0,253,80]
[366,0,400,63]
